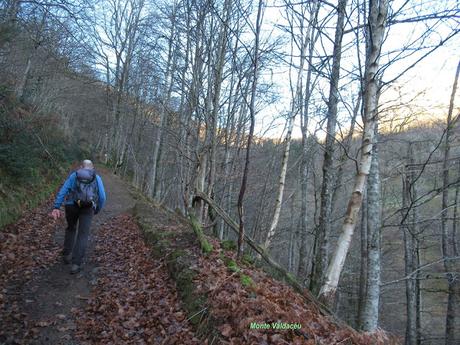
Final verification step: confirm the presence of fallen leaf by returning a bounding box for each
[220,323,233,337]
[36,321,51,327]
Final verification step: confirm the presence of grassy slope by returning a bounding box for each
[0,169,68,229]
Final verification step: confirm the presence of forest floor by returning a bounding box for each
[0,169,399,345]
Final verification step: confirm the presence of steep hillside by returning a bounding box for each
[134,198,400,345]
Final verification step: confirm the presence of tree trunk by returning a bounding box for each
[318,0,389,304]
[442,59,460,345]
[16,55,32,101]
[263,113,295,249]
[310,0,347,295]
[402,144,420,345]
[357,189,367,327]
[403,223,417,345]
[236,0,264,258]
[446,278,460,345]
[207,0,231,210]
[360,140,381,332]
[297,0,320,282]
[176,0,192,213]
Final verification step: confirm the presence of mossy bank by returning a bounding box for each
[132,200,222,343]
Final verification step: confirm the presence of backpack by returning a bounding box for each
[74,168,99,208]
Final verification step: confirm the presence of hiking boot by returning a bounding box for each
[62,254,72,264]
[70,264,81,275]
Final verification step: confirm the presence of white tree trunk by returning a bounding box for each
[263,114,295,249]
[360,140,381,331]
[319,0,389,304]
[264,0,312,250]
[16,55,32,100]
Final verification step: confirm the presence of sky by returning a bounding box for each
[254,0,460,140]
[92,0,460,141]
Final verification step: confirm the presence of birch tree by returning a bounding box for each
[359,129,381,332]
[319,0,389,304]
[263,112,294,250]
[263,1,311,249]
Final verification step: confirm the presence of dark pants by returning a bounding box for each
[63,204,94,265]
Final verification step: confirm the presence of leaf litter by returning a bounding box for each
[0,195,63,343]
[74,214,200,344]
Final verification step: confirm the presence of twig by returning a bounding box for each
[183,307,208,324]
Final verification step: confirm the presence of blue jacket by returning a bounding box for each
[54,171,106,212]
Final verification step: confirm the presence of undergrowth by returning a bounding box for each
[0,86,83,228]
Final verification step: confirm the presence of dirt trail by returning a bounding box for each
[0,170,198,344]
[23,170,136,345]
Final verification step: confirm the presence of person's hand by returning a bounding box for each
[51,209,61,220]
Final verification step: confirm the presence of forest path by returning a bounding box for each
[0,169,199,344]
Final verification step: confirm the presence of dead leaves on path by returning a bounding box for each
[0,196,62,292]
[0,196,63,343]
[75,214,200,345]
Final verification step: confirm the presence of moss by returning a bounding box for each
[286,272,297,283]
[157,239,171,253]
[142,228,175,245]
[240,274,254,288]
[202,240,213,254]
[168,258,208,326]
[226,259,240,273]
[221,240,236,251]
[189,212,213,254]
[242,253,255,266]
[186,295,208,326]
[223,256,255,289]
[175,267,196,291]
[169,249,186,261]
[143,230,158,245]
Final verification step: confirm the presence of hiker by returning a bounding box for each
[50,160,106,274]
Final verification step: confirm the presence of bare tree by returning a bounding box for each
[319,0,389,304]
[310,0,348,295]
[237,0,264,258]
